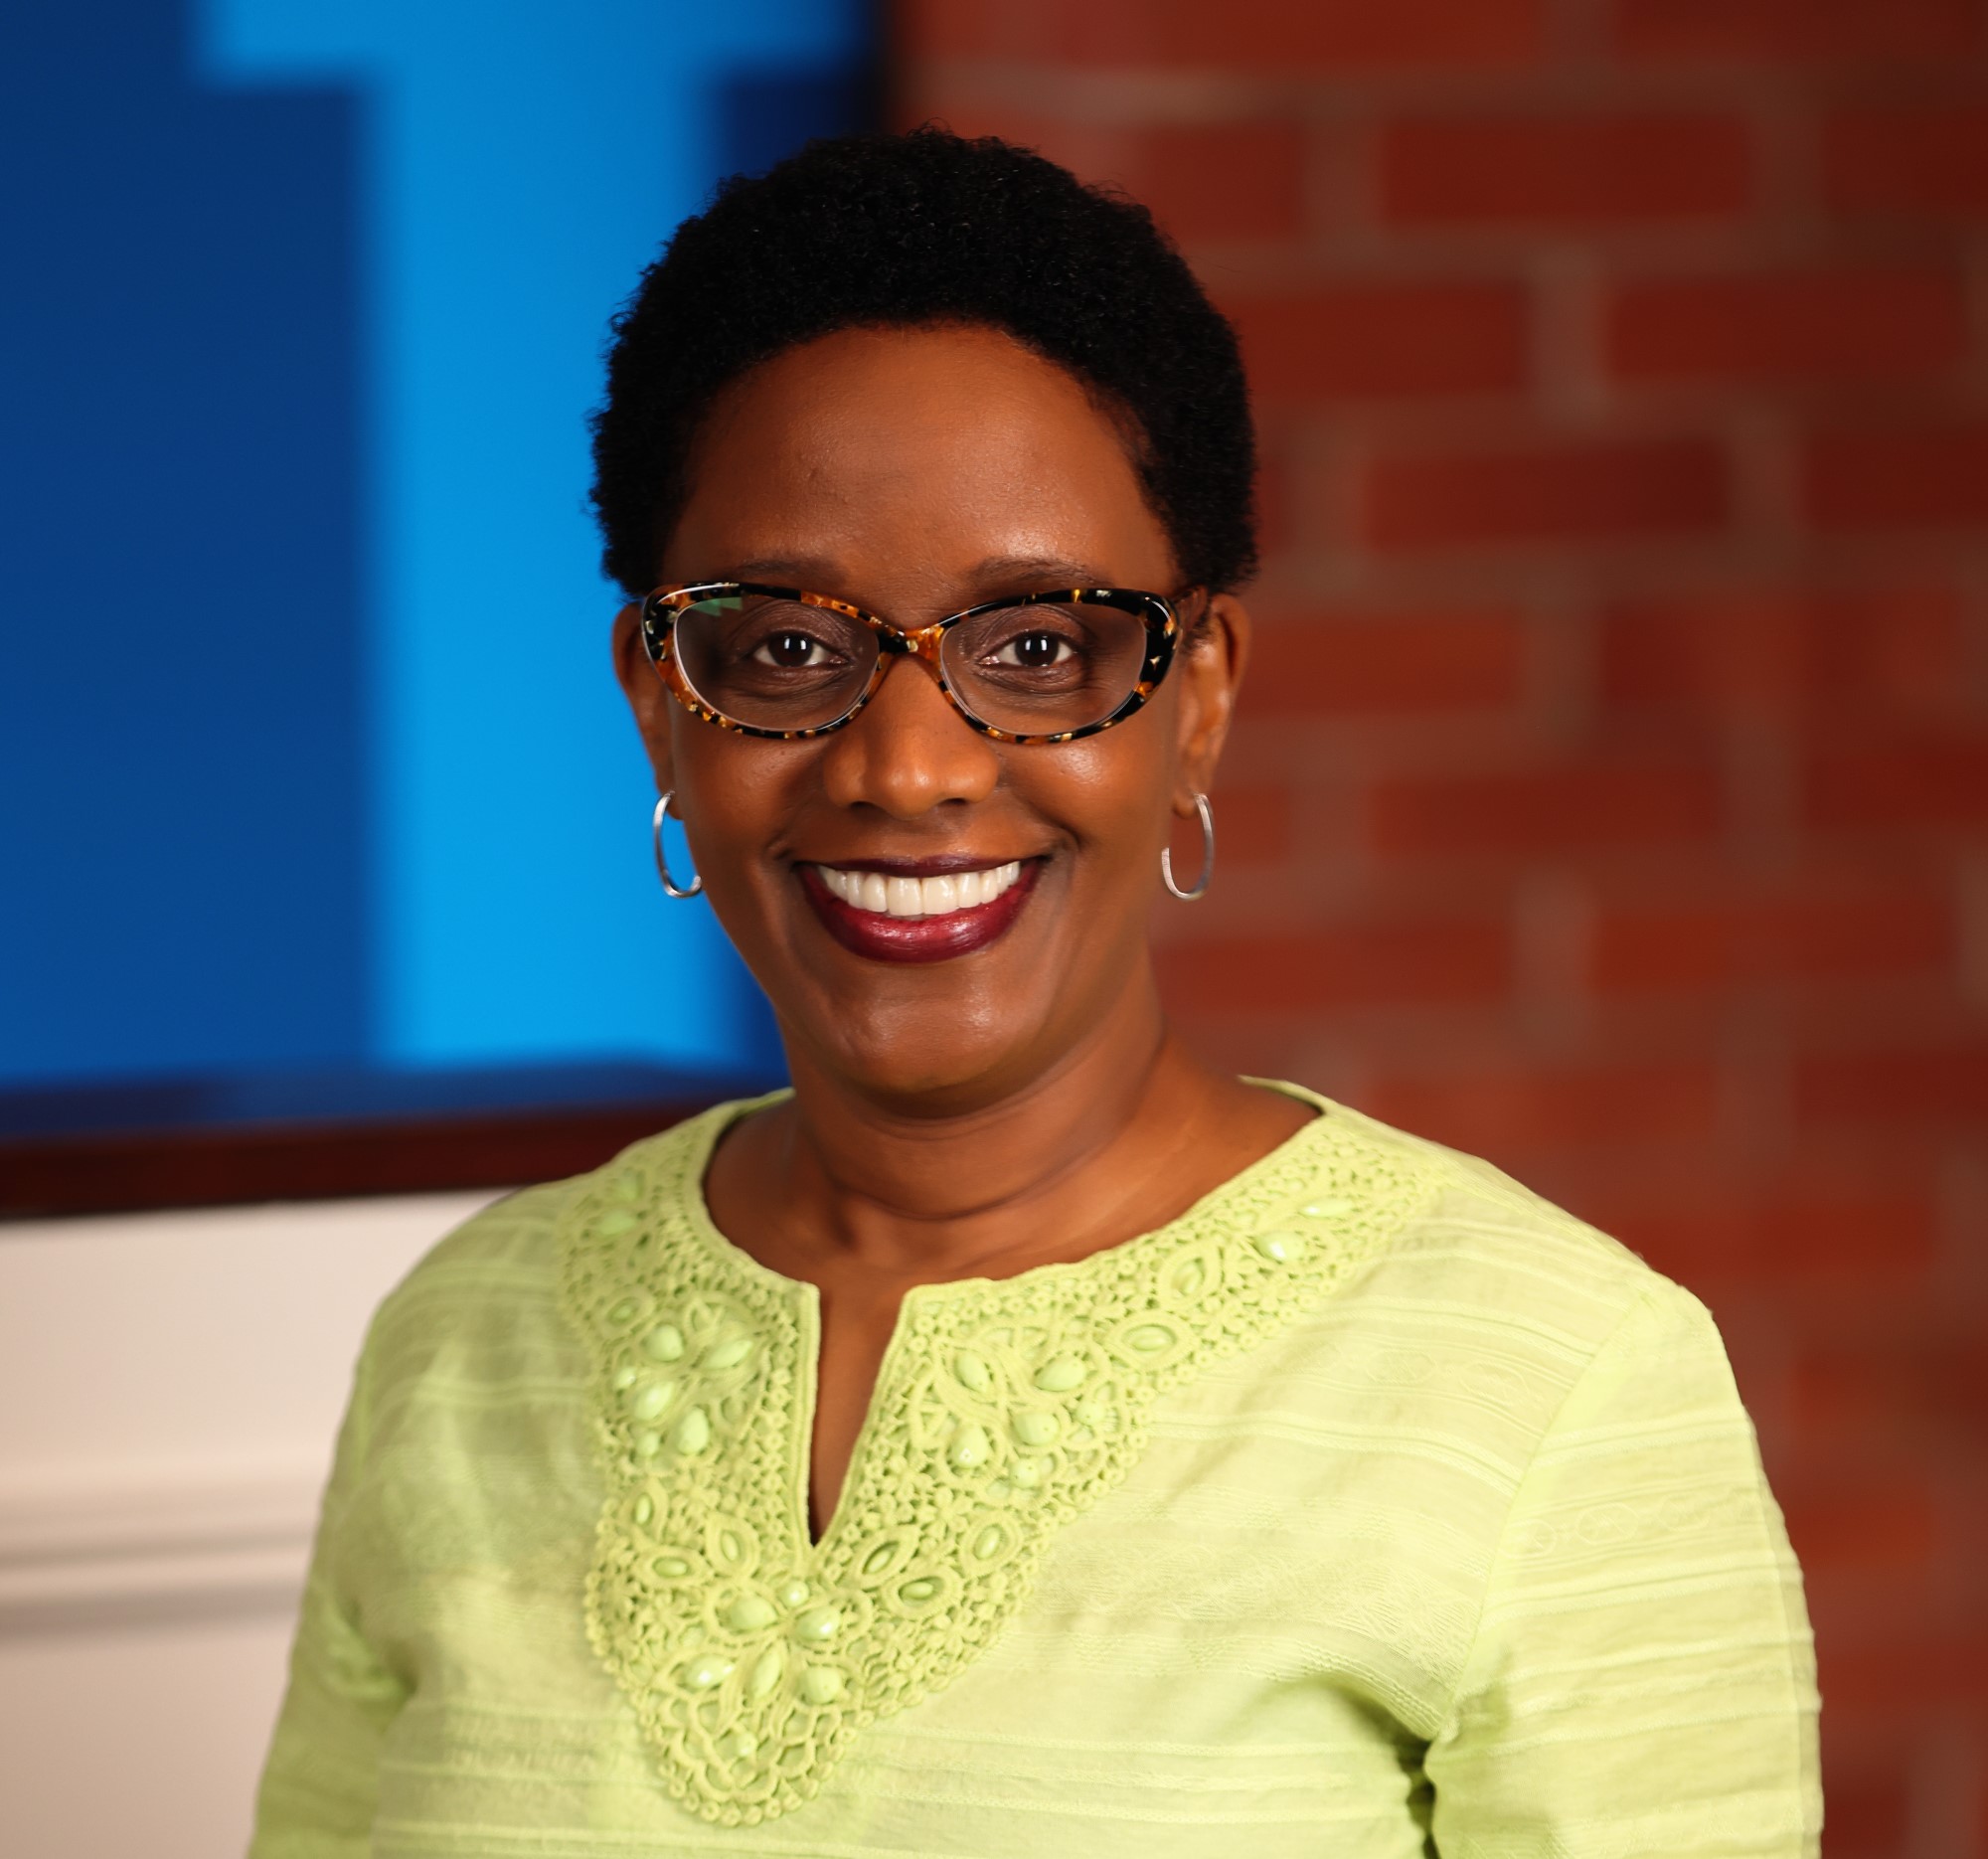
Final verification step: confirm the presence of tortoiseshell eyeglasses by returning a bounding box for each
[638,582,1197,745]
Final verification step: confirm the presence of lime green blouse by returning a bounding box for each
[251,1088,1821,1856]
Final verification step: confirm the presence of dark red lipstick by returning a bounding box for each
[797,859,1041,963]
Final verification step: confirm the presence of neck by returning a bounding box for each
[749,971,1232,1278]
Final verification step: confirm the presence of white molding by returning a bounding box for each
[0,1464,323,1635]
[0,1191,491,1639]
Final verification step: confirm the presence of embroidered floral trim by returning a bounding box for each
[559,1091,1435,1824]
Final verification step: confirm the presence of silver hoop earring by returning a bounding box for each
[1161,792,1215,903]
[651,793,703,899]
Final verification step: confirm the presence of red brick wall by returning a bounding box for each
[896,4,1988,1851]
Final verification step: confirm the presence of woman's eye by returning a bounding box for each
[994,631,1074,669]
[753,631,833,669]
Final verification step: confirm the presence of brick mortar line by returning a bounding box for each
[901,58,1988,124]
[1176,226,1988,284]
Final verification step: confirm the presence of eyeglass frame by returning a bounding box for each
[637,581,1198,746]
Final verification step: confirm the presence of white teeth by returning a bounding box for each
[817,861,1024,920]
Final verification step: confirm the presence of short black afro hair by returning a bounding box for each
[589,127,1256,599]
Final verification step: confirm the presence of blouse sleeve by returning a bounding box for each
[1425,1280,1822,1857]
[248,1337,408,1858]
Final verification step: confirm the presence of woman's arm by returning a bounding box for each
[1427,1281,1821,1857]
[249,1342,407,1858]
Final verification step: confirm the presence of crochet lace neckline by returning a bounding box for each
[559,1084,1436,1824]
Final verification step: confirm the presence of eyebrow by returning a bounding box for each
[967,554,1118,587]
[705,554,1122,594]
[711,556,841,585]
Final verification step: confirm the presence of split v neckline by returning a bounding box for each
[558,1083,1438,1825]
[678,1085,1331,1553]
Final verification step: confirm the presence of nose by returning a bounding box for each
[817,652,1000,818]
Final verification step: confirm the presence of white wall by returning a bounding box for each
[0,1191,497,1859]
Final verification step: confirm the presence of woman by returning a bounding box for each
[253,131,1820,1856]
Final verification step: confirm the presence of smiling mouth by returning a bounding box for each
[797,859,1040,963]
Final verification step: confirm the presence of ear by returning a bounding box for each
[611,601,676,794]
[1170,592,1250,813]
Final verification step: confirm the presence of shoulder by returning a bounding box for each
[1316,1093,1715,1356]
[1248,1091,1740,1457]
[1240,1098,1772,1588]
[356,1098,756,1391]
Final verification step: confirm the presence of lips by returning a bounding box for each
[797,859,1040,963]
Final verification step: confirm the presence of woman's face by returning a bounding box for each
[613,323,1248,1110]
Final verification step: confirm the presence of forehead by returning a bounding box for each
[662,324,1174,598]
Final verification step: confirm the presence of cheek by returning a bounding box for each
[1029,729,1176,866]
[669,726,801,869]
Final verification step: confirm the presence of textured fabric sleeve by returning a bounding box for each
[248,1333,407,1858]
[1426,1280,1821,1858]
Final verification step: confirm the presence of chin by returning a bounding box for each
[790,986,1055,1113]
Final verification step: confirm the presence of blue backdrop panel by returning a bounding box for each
[0,2,366,1083]
[0,0,870,1089]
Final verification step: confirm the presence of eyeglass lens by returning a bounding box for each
[669,593,1154,736]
